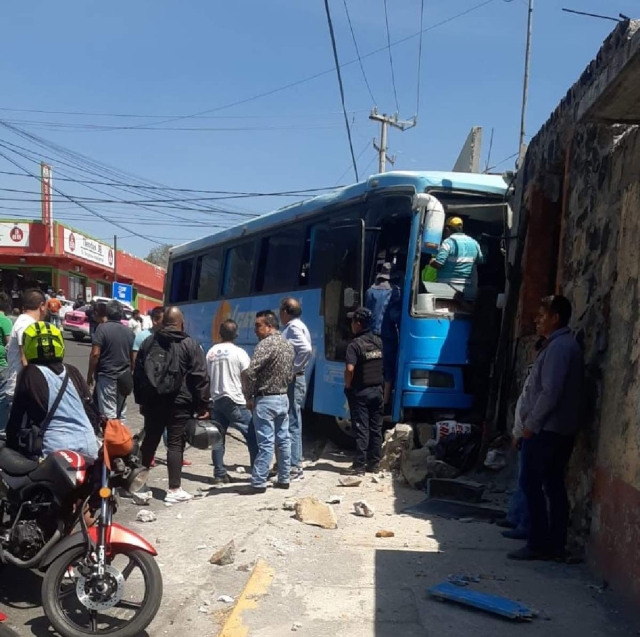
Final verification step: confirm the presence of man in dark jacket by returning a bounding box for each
[134,306,209,503]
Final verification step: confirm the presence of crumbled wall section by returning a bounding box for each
[507,19,640,603]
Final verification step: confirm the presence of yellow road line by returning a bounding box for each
[217,559,274,637]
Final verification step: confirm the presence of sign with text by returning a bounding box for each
[63,228,114,270]
[0,223,30,247]
[41,163,53,247]
[113,282,133,304]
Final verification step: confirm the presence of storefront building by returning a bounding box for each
[0,219,165,312]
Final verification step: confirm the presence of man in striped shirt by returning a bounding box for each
[430,217,483,284]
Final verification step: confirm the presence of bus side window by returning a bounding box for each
[194,249,223,301]
[169,259,194,303]
[298,226,311,287]
[255,227,304,294]
[222,241,257,298]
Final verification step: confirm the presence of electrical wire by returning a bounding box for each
[333,140,371,186]
[382,0,400,113]
[342,0,377,105]
[323,0,359,182]
[416,0,426,116]
[484,151,519,173]
[124,0,497,129]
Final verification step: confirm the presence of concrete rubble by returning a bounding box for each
[209,540,236,566]
[294,497,338,529]
[379,423,413,470]
[353,500,375,518]
[338,476,362,487]
[135,509,157,523]
[131,490,153,506]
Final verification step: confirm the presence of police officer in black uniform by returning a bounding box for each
[342,307,384,476]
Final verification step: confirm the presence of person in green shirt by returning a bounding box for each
[0,292,14,431]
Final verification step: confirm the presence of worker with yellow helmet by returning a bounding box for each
[427,216,484,284]
[5,321,98,459]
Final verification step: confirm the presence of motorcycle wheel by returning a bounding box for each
[42,545,163,637]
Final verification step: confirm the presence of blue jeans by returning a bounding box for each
[211,396,257,478]
[0,367,10,432]
[252,394,290,488]
[506,447,530,533]
[287,375,306,468]
[95,375,127,422]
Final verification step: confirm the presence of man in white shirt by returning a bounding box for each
[128,309,142,335]
[206,319,257,485]
[6,288,47,411]
[280,298,312,481]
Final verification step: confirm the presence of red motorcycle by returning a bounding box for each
[0,438,162,637]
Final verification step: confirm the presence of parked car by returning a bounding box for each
[63,296,133,342]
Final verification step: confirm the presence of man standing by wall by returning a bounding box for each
[135,307,209,503]
[87,300,134,421]
[6,289,47,417]
[343,307,384,476]
[509,295,583,562]
[243,310,294,494]
[207,319,257,484]
[280,298,312,482]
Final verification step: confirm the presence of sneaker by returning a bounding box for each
[341,465,365,476]
[164,488,194,504]
[366,464,380,474]
[182,459,193,467]
[290,467,304,482]
[211,475,231,486]
[248,485,268,494]
[274,482,290,490]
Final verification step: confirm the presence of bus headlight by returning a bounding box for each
[411,370,454,388]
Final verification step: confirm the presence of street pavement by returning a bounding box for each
[0,336,638,636]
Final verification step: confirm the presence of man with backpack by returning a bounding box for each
[134,306,209,504]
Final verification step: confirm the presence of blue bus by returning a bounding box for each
[166,171,512,444]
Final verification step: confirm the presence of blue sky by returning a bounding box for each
[0,0,634,258]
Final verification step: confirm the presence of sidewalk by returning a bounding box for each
[120,433,638,637]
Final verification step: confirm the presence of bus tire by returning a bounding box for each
[327,416,356,450]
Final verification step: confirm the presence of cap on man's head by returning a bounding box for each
[347,307,372,324]
[377,262,392,280]
[445,216,464,231]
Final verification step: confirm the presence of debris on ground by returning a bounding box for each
[131,490,153,506]
[427,478,485,503]
[294,497,338,530]
[196,544,207,550]
[401,446,458,488]
[257,506,279,512]
[217,595,234,604]
[338,476,362,487]
[433,428,482,473]
[404,498,506,522]
[429,582,534,621]
[209,540,236,566]
[416,423,437,447]
[135,509,157,523]
[375,530,395,538]
[371,475,381,484]
[236,466,246,474]
[380,423,413,470]
[447,573,481,587]
[325,495,343,504]
[484,449,507,471]
[176,513,182,519]
[353,500,375,518]
[291,622,303,631]
[236,563,253,572]
[282,499,297,511]
[198,604,209,613]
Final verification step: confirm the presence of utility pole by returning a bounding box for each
[113,234,118,297]
[369,108,417,173]
[517,0,534,168]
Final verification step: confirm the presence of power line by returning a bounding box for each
[416,0,426,116]
[124,0,497,129]
[342,0,377,105]
[323,0,359,182]
[382,0,400,113]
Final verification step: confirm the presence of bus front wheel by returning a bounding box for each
[327,416,356,450]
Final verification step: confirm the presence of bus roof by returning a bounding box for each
[171,170,509,259]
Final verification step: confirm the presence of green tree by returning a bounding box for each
[145,244,172,269]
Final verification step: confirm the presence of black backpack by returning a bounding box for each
[142,336,184,397]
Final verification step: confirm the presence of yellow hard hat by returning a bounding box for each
[446,216,464,230]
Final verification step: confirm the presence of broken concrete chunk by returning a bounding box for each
[416,423,437,447]
[209,540,236,566]
[292,622,303,631]
[294,497,338,530]
[325,495,343,504]
[131,490,153,506]
[376,530,395,538]
[217,595,234,604]
[283,499,297,511]
[338,476,362,487]
[135,509,157,523]
[236,466,246,474]
[353,500,375,518]
[401,446,458,489]
[380,423,414,470]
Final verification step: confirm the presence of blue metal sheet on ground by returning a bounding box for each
[428,582,534,621]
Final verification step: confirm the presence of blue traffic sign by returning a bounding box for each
[113,282,133,305]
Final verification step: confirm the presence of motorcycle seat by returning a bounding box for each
[0,447,39,476]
